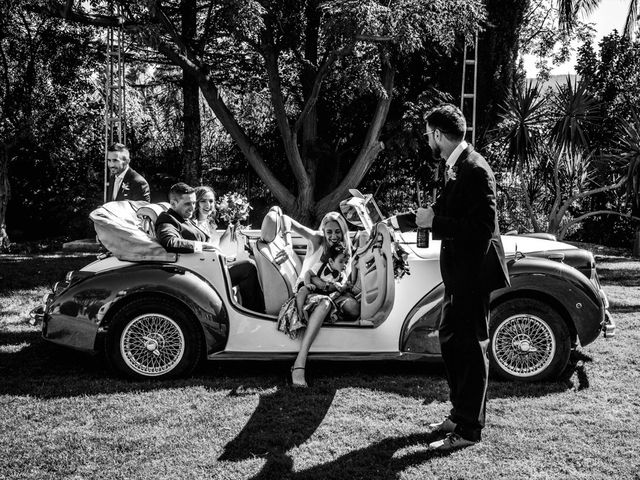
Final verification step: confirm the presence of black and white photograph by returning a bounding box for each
[1,0,639,478]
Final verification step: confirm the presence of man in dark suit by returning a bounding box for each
[156,182,265,313]
[106,143,150,203]
[393,104,509,451]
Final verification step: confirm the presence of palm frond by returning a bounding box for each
[548,75,601,157]
[496,81,548,172]
[624,0,639,38]
[557,0,601,33]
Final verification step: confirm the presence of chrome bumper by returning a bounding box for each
[602,310,615,338]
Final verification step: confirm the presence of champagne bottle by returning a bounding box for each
[416,181,430,248]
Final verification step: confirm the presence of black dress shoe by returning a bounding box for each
[428,417,457,434]
[429,432,478,451]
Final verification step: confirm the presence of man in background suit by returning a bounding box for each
[393,104,509,451]
[106,143,150,203]
[156,182,265,313]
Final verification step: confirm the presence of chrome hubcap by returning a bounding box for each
[492,313,556,377]
[120,314,185,376]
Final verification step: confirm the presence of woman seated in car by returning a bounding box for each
[277,211,358,388]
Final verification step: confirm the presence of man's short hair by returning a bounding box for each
[424,104,467,142]
[169,182,195,202]
[107,142,130,161]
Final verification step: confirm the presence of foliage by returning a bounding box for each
[0,3,104,243]
[519,0,596,79]
[45,0,485,225]
[489,74,626,237]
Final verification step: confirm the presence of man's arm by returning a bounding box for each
[156,220,199,253]
[131,172,150,202]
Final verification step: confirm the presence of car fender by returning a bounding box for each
[399,256,604,355]
[493,256,604,347]
[44,264,228,355]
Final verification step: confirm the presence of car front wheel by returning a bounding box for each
[489,298,571,382]
[105,297,202,380]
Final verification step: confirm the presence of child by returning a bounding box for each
[296,243,360,322]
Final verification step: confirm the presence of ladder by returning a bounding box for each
[460,31,478,145]
[104,2,127,202]
[430,32,479,202]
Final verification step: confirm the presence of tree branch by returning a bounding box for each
[355,35,394,43]
[293,44,353,134]
[262,45,308,188]
[316,52,395,213]
[150,36,295,207]
[559,210,640,239]
[555,176,627,226]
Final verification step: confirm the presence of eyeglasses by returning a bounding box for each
[425,129,437,136]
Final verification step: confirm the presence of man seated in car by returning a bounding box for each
[156,182,265,313]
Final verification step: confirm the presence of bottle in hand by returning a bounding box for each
[417,226,429,248]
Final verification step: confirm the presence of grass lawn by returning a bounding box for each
[1,251,639,479]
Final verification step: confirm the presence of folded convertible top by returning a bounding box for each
[89,200,177,262]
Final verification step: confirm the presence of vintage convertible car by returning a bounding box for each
[30,192,615,382]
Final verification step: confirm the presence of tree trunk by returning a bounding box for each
[180,0,201,185]
[0,144,11,249]
[634,225,640,257]
[476,0,529,143]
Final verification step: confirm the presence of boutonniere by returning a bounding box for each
[121,182,130,192]
[446,164,458,182]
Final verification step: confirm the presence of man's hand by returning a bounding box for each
[202,243,220,252]
[416,207,435,229]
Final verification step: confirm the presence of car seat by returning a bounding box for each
[136,202,170,238]
[252,207,302,315]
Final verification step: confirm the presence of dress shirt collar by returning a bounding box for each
[114,165,129,182]
[445,140,468,168]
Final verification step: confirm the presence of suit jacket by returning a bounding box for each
[398,145,509,294]
[156,209,210,253]
[106,167,150,202]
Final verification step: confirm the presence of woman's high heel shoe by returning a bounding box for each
[291,366,308,388]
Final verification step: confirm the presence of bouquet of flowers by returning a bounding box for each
[216,192,252,231]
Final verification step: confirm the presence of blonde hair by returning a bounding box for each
[319,211,352,255]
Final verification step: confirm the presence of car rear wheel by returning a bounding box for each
[105,297,202,380]
[489,298,571,382]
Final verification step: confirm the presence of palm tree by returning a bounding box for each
[495,76,633,238]
[557,0,639,41]
[497,81,548,231]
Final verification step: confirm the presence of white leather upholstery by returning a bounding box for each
[355,223,395,326]
[252,208,302,315]
[136,202,170,238]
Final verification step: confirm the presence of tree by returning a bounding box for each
[576,32,640,254]
[0,1,103,246]
[492,75,631,239]
[47,0,485,224]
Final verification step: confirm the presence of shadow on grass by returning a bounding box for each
[0,329,577,400]
[235,431,450,480]
[0,254,95,292]
[1,329,589,479]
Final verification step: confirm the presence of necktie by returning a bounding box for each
[112,175,122,200]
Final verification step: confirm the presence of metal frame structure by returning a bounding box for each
[104,2,127,203]
[460,31,478,145]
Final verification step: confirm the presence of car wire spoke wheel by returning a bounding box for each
[120,313,186,376]
[492,313,556,377]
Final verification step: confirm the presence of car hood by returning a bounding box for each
[500,235,576,255]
